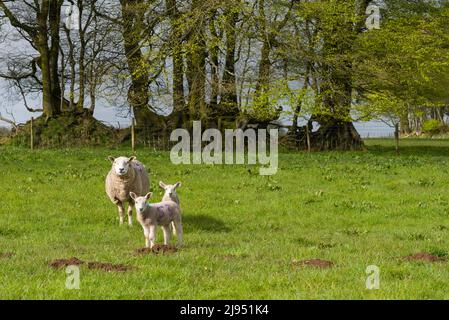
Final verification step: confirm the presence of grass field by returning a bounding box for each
[2,138,449,299]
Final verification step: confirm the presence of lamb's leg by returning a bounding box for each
[148,225,157,248]
[117,202,125,225]
[171,222,176,236]
[162,225,171,245]
[173,219,183,247]
[144,227,150,248]
[127,202,134,226]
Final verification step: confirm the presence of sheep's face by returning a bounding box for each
[130,192,152,214]
[159,181,181,199]
[108,156,136,176]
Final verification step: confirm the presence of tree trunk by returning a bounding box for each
[255,0,270,102]
[77,0,86,112]
[308,0,369,151]
[208,11,220,115]
[220,8,239,119]
[186,0,207,123]
[311,118,363,151]
[37,0,59,118]
[400,112,411,135]
[120,0,163,137]
[167,0,187,128]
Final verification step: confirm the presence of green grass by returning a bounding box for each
[2,138,449,299]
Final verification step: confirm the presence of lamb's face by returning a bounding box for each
[134,196,147,213]
[159,181,181,199]
[130,192,152,214]
[109,156,135,176]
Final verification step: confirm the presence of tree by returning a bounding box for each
[354,0,449,135]
[0,0,65,118]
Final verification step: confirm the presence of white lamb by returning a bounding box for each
[159,181,182,235]
[105,156,150,225]
[130,192,183,248]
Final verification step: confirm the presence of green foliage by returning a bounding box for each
[5,114,121,148]
[354,1,449,120]
[422,119,447,136]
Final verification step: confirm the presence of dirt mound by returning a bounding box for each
[292,258,334,269]
[49,257,85,268]
[402,252,447,263]
[87,262,133,272]
[6,112,125,148]
[135,245,178,255]
[0,252,15,259]
[49,257,133,272]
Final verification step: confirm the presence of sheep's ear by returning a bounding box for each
[129,192,137,200]
[159,181,166,189]
[174,182,182,189]
[128,156,136,162]
[145,192,153,200]
[108,156,115,163]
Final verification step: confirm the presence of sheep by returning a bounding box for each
[159,181,182,235]
[159,181,181,204]
[105,156,150,226]
[130,192,183,248]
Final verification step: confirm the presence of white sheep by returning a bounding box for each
[159,181,181,204]
[130,192,183,248]
[105,156,150,225]
[159,181,182,235]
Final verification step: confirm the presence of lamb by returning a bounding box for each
[159,181,182,235]
[159,181,181,204]
[105,156,150,226]
[130,192,183,248]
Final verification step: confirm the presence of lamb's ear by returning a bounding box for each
[108,156,115,163]
[128,156,136,162]
[174,181,182,189]
[129,192,137,200]
[145,192,153,200]
[159,181,167,189]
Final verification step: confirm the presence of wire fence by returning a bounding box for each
[16,123,398,152]
[0,115,407,151]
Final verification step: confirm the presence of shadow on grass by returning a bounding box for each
[0,227,21,238]
[183,214,230,233]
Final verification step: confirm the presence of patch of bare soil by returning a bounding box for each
[49,257,134,272]
[135,245,178,255]
[292,258,334,269]
[49,257,85,268]
[402,252,447,263]
[0,252,15,259]
[87,262,133,272]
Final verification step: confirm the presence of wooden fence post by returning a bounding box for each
[394,123,400,155]
[131,117,135,154]
[306,122,311,152]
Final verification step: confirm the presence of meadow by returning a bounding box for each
[1,138,449,299]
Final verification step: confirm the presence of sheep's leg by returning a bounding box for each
[148,225,157,248]
[171,222,176,236]
[173,219,183,247]
[127,202,134,226]
[143,227,150,248]
[117,202,125,225]
[162,225,171,245]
